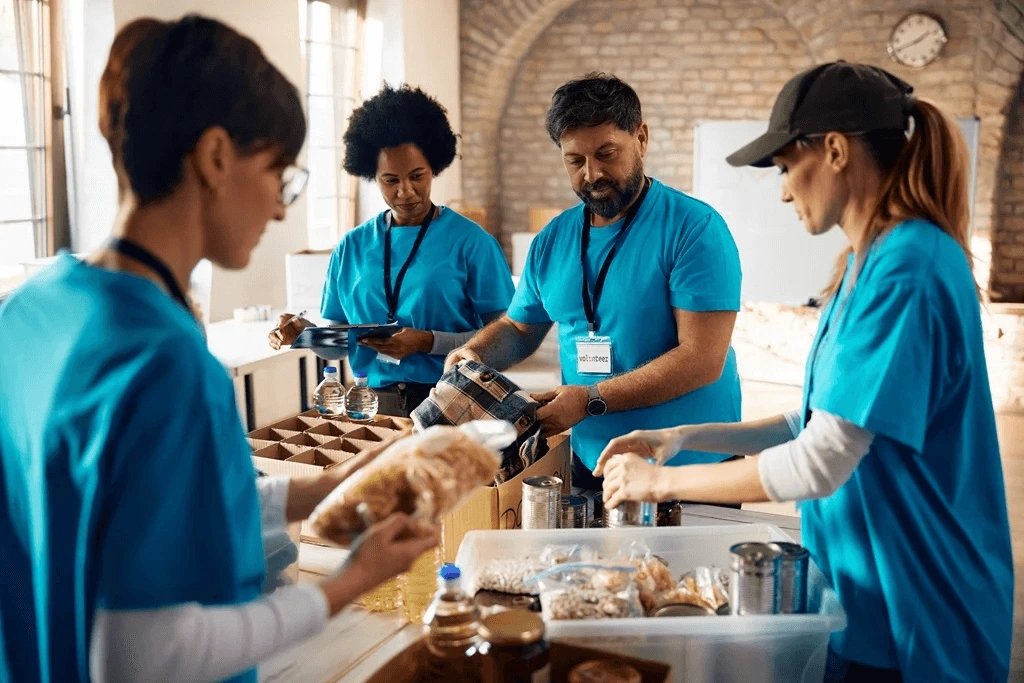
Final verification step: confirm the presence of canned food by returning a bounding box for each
[522,476,562,530]
[650,603,717,617]
[729,542,782,615]
[568,659,642,683]
[560,495,588,529]
[604,500,655,527]
[776,542,810,614]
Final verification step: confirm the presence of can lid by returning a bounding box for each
[729,542,783,567]
[774,542,810,560]
[561,495,587,507]
[650,603,716,617]
[568,659,642,683]
[523,476,562,489]
[479,609,545,645]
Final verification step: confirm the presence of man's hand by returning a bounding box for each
[358,328,433,361]
[532,385,589,436]
[444,346,482,372]
[602,453,666,510]
[593,426,688,476]
[268,313,313,350]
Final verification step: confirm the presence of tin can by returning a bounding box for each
[560,495,588,529]
[522,476,562,529]
[776,542,809,614]
[650,603,717,617]
[729,542,782,615]
[604,500,655,527]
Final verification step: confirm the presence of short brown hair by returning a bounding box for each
[99,14,306,203]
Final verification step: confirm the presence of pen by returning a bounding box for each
[273,309,307,334]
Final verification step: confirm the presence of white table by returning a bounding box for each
[260,505,802,683]
[206,315,323,431]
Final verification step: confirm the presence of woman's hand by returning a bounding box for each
[268,313,313,349]
[593,427,690,477]
[321,513,440,614]
[359,328,433,360]
[601,454,667,510]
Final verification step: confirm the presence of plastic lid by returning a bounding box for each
[568,660,642,683]
[353,370,367,378]
[480,609,545,646]
[439,563,461,580]
[323,366,337,373]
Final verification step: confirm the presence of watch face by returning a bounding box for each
[888,13,946,68]
[588,398,608,416]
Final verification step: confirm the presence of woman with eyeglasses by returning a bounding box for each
[0,15,438,683]
[269,84,516,417]
[593,62,1013,682]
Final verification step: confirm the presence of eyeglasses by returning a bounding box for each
[280,165,310,207]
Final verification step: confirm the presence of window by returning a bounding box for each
[300,0,364,250]
[0,0,67,288]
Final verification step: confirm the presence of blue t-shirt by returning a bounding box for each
[800,220,1013,679]
[508,178,743,468]
[0,256,265,683]
[321,207,515,388]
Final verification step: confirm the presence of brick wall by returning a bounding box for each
[460,0,1024,300]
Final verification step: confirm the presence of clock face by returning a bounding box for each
[888,13,947,68]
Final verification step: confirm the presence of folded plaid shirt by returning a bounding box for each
[412,360,548,483]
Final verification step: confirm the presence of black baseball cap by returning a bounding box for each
[726,61,915,168]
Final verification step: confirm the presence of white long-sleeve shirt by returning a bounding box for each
[757,410,875,502]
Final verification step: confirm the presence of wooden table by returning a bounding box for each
[206,314,325,431]
[259,505,802,683]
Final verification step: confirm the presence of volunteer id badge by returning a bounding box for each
[576,335,613,375]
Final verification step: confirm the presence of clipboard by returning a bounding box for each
[292,324,401,360]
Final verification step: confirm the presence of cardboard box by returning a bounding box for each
[246,409,570,559]
[529,206,563,233]
[285,249,333,313]
[364,639,672,683]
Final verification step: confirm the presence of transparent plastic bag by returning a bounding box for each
[474,544,595,596]
[526,563,643,620]
[309,420,512,546]
[651,566,730,613]
[618,540,676,613]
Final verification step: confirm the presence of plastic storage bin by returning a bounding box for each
[455,524,847,683]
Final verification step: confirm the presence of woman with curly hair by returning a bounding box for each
[270,84,514,416]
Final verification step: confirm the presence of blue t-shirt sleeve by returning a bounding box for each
[669,212,742,312]
[320,242,349,323]
[507,233,552,325]
[95,342,264,610]
[809,279,934,452]
[464,230,516,318]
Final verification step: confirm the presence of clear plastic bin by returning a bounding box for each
[455,525,847,683]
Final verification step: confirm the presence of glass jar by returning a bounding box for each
[479,609,551,683]
[568,660,642,683]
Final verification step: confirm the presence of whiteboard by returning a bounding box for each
[692,118,979,304]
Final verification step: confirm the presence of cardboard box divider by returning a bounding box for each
[265,415,324,433]
[247,427,301,442]
[248,410,564,555]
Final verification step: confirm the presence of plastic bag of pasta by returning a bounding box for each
[309,420,512,546]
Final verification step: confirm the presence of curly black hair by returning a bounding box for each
[342,84,457,180]
[546,72,642,146]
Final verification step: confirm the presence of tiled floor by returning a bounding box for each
[741,381,1024,680]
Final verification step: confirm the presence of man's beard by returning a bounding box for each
[576,159,645,220]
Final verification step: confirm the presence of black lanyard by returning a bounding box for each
[384,204,435,324]
[108,237,191,313]
[580,178,651,333]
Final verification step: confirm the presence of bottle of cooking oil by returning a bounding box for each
[399,544,442,624]
[420,564,483,682]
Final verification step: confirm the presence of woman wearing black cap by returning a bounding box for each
[594,62,1013,681]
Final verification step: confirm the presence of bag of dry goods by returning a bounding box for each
[474,545,595,596]
[620,541,676,612]
[526,563,643,620]
[309,420,513,546]
[651,566,730,613]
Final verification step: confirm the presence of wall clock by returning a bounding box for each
[888,13,947,68]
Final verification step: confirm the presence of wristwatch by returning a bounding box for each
[586,384,608,417]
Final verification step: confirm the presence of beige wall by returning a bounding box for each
[112,0,309,321]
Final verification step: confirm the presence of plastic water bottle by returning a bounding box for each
[313,366,344,416]
[420,564,483,682]
[345,371,378,422]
